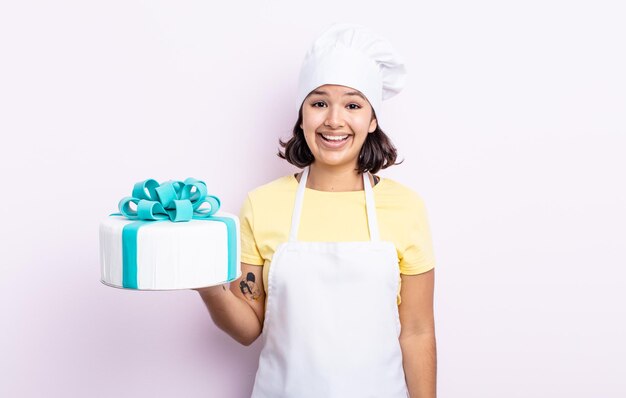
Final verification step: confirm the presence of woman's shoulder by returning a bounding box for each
[378,177,426,204]
[247,173,297,201]
[377,177,431,228]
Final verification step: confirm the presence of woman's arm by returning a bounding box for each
[195,262,266,346]
[399,268,436,398]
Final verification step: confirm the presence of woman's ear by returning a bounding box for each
[368,118,377,133]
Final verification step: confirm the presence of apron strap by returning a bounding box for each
[289,166,380,242]
[363,170,380,242]
[288,166,309,242]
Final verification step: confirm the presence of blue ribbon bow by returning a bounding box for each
[112,178,237,289]
[117,178,221,222]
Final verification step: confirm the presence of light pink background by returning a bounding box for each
[1,1,625,397]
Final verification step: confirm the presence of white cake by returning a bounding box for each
[99,212,241,290]
[99,177,241,290]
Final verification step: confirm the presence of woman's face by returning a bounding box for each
[300,84,377,170]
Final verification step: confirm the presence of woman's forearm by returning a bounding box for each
[401,332,437,398]
[196,285,262,346]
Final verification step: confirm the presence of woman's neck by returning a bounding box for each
[301,163,373,192]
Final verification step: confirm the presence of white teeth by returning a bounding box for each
[321,134,348,141]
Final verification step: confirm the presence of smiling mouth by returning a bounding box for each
[319,133,350,142]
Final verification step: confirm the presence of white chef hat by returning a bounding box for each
[295,22,407,114]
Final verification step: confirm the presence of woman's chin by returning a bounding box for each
[312,156,358,169]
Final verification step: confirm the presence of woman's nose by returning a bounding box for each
[324,106,345,128]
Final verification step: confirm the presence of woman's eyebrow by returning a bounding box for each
[311,90,366,100]
[344,91,367,101]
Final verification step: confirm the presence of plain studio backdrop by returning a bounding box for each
[1,1,624,397]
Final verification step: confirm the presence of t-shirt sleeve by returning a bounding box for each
[399,193,436,275]
[239,194,264,266]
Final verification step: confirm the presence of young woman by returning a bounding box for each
[196,23,436,398]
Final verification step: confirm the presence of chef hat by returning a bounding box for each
[295,22,407,113]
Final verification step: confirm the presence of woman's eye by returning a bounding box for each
[312,101,326,107]
[347,103,361,110]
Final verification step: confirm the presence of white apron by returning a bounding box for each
[250,166,408,398]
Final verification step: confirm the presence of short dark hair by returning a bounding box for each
[277,107,402,174]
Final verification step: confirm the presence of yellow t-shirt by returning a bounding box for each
[239,173,436,305]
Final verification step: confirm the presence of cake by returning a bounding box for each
[99,178,241,290]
